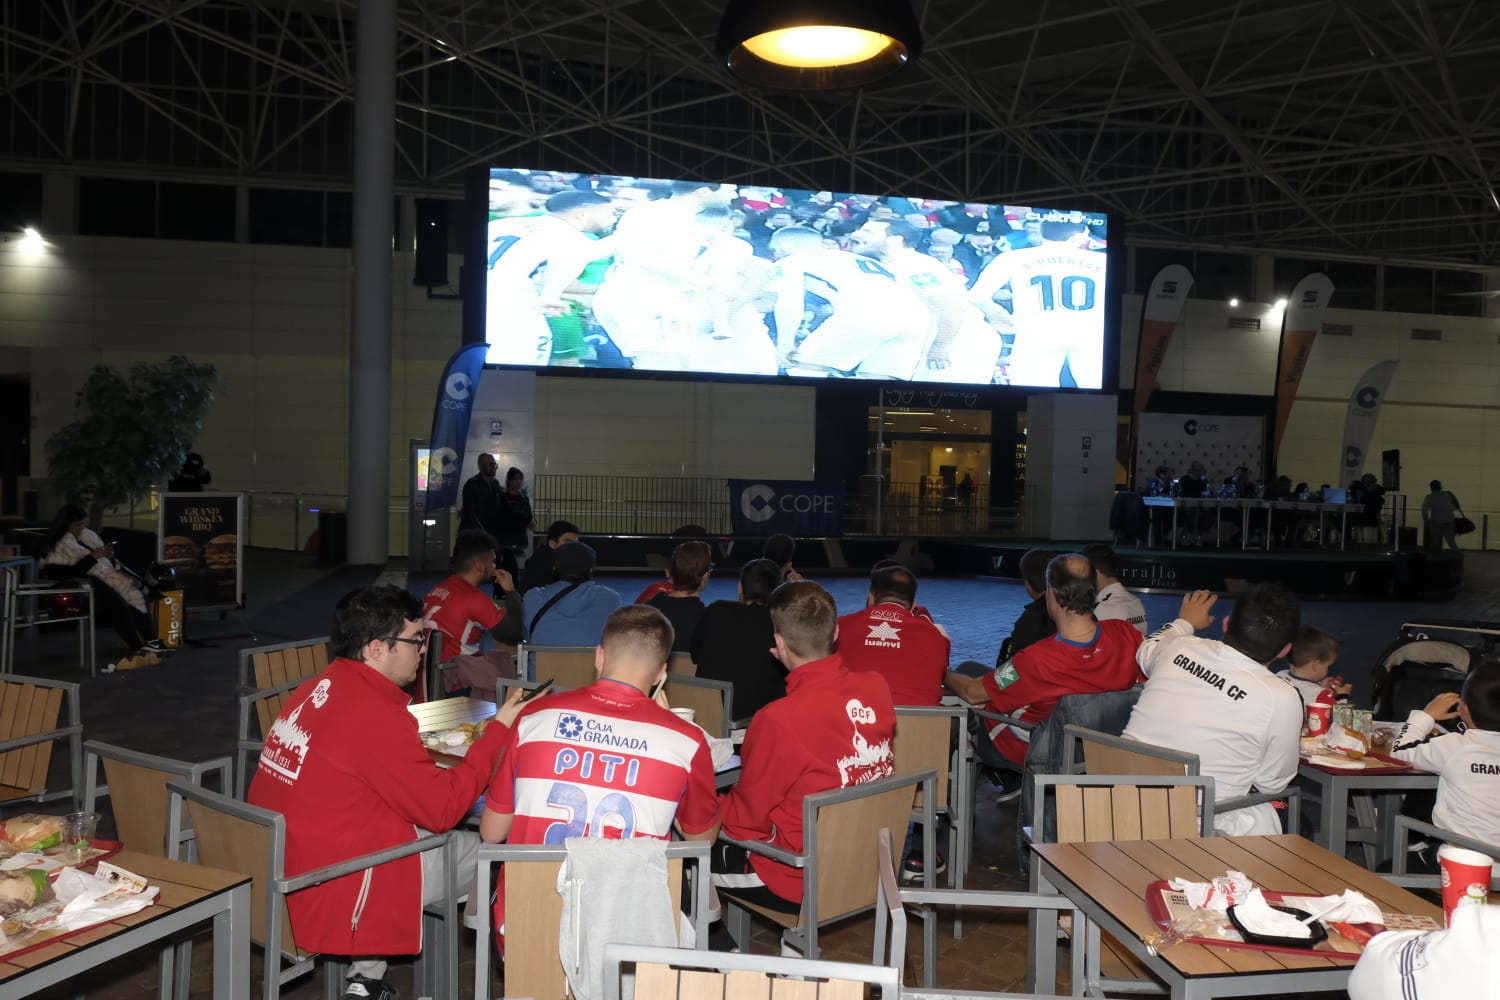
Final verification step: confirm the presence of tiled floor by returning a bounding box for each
[13,547,1500,997]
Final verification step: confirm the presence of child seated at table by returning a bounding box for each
[1275,625,1352,707]
[1386,658,1500,867]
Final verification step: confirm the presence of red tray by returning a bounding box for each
[1300,749,1418,774]
[1143,880,1378,960]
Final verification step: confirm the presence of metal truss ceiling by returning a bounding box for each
[3,0,1499,265]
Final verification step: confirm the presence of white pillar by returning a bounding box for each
[1025,395,1118,541]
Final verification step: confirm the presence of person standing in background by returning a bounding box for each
[168,452,212,492]
[493,467,534,579]
[459,454,504,545]
[1421,479,1461,552]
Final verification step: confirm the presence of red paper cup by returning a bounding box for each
[1437,844,1492,925]
[1305,702,1332,738]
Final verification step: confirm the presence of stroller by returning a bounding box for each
[1370,619,1496,721]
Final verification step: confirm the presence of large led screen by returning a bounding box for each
[481,168,1111,388]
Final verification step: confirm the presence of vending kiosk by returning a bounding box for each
[408,439,452,572]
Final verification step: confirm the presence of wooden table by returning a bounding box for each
[1031,833,1441,999]
[1298,753,1437,863]
[0,850,250,997]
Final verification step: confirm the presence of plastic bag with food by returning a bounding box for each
[0,815,63,853]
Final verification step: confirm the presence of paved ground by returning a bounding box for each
[12,548,1500,997]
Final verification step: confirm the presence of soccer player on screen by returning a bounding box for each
[968,215,1107,389]
[846,220,1001,383]
[484,190,618,367]
[762,226,932,380]
[591,181,737,372]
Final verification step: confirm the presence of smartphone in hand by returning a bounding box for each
[521,677,555,702]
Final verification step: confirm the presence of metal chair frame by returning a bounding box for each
[2,569,96,676]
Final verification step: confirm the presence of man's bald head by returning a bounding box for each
[1046,554,1097,616]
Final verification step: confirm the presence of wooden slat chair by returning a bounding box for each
[234,637,329,797]
[520,643,600,691]
[166,779,459,1000]
[1064,725,1303,836]
[667,651,696,677]
[472,840,711,1000]
[722,770,937,963]
[892,706,968,894]
[0,674,82,808]
[1387,816,1500,891]
[664,676,734,738]
[82,741,233,999]
[1,569,96,676]
[602,943,902,1000]
[1030,774,1216,999]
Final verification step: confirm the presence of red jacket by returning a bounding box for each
[247,658,510,956]
[980,619,1144,764]
[837,603,950,706]
[720,654,896,903]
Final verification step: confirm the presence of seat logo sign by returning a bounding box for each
[740,483,777,523]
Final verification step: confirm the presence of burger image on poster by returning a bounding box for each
[1133,414,1264,486]
[161,535,199,568]
[204,535,238,573]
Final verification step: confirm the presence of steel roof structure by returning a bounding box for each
[2,0,1498,265]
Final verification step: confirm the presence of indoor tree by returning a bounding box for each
[46,355,221,525]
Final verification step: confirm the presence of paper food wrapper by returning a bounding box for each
[0,861,158,952]
[1234,889,1313,938]
[1168,871,1256,911]
[708,736,735,770]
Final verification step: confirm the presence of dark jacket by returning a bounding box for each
[998,595,1056,667]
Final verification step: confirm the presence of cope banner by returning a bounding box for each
[157,492,245,611]
[728,480,845,537]
[423,342,488,511]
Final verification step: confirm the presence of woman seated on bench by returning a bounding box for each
[39,505,164,670]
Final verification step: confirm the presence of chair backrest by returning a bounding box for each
[1388,816,1500,890]
[667,651,696,677]
[603,943,901,1000]
[84,740,230,858]
[479,840,708,1000]
[239,637,329,738]
[664,676,733,738]
[167,779,309,960]
[0,675,75,797]
[524,644,600,690]
[892,707,960,813]
[805,770,936,925]
[1068,725,1198,777]
[1033,775,1216,844]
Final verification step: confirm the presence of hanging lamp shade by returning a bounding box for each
[715,0,922,91]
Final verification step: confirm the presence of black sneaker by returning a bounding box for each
[344,974,398,1000]
[142,639,172,654]
[901,851,947,880]
[993,771,1024,804]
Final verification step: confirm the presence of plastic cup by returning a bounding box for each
[670,707,696,725]
[1305,702,1332,738]
[1437,844,1492,925]
[62,811,99,862]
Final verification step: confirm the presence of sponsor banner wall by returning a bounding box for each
[1339,360,1398,485]
[728,479,845,537]
[157,492,244,611]
[1133,414,1265,487]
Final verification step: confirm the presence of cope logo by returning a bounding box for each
[1183,419,1218,436]
[1344,445,1363,470]
[740,483,777,523]
[441,372,472,411]
[1355,385,1381,409]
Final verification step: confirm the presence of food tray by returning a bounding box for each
[1143,881,1380,959]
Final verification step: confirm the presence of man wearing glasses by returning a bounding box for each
[249,584,526,1000]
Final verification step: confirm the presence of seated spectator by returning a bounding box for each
[39,504,162,670]
[247,585,528,1000]
[422,530,523,698]
[948,555,1144,800]
[646,540,712,653]
[518,519,579,593]
[1387,658,1500,854]
[479,605,721,946]
[763,532,803,582]
[691,558,787,720]
[1001,548,1057,663]
[522,541,621,646]
[1275,625,1350,708]
[838,564,951,707]
[712,581,895,943]
[1348,903,1499,999]
[1084,544,1147,635]
[870,557,939,626]
[1122,585,1302,835]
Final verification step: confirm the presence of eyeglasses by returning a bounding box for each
[388,633,429,651]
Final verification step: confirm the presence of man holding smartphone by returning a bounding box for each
[479,605,721,946]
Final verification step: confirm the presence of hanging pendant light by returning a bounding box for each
[715,0,922,91]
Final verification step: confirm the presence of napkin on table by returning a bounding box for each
[1232,889,1313,938]
[1168,871,1256,911]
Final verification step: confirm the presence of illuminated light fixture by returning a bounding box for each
[1274,298,1288,309]
[1228,297,1240,307]
[716,0,922,91]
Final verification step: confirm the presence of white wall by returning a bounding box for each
[1119,294,1500,514]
